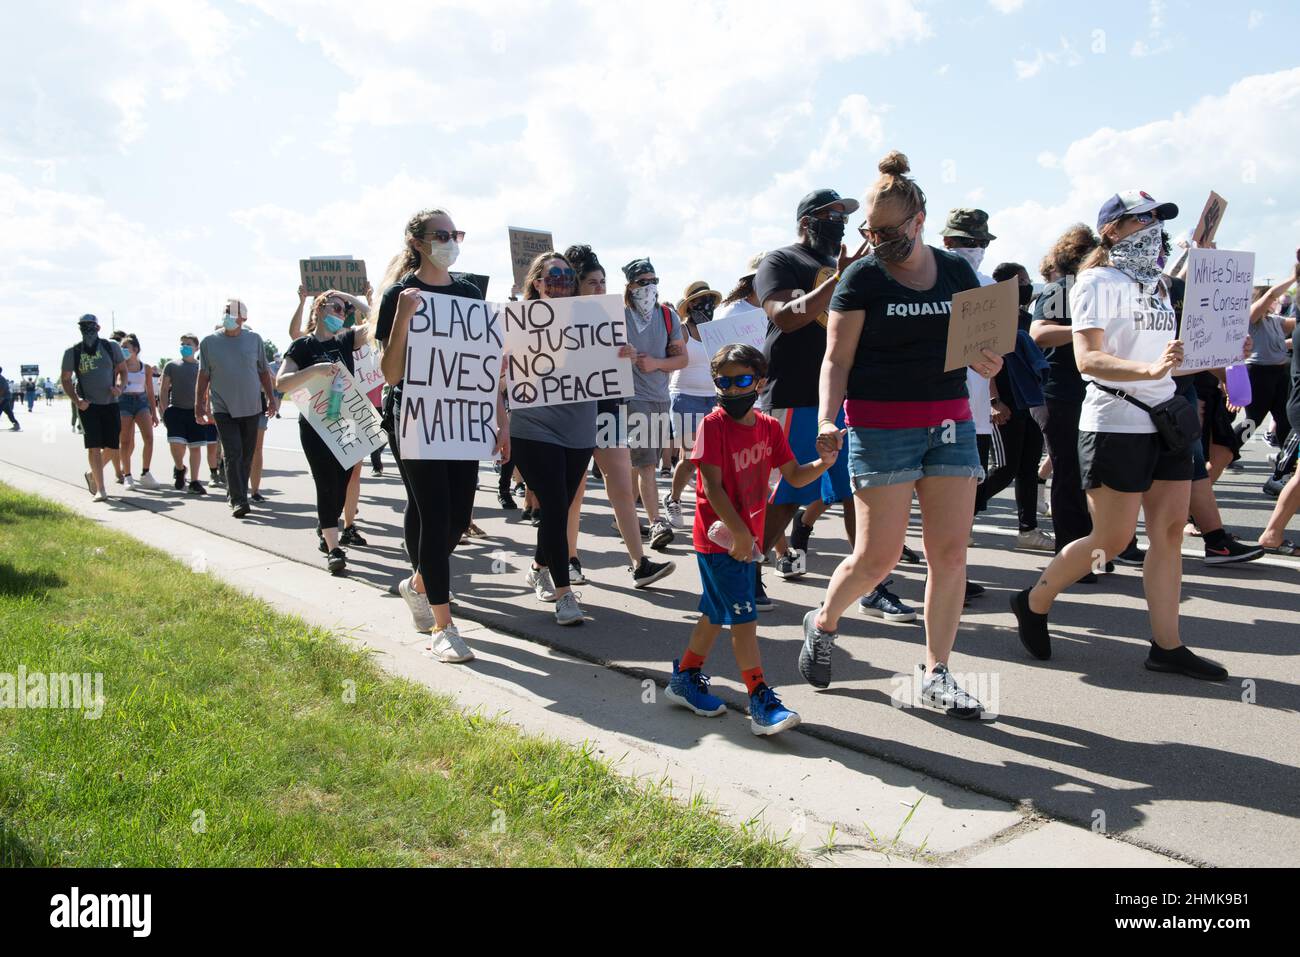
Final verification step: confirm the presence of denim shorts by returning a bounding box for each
[846,419,984,491]
[118,392,150,418]
[670,392,715,443]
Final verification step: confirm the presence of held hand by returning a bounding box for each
[817,442,840,467]
[970,348,1003,380]
[1146,340,1184,378]
[1242,334,1253,360]
[729,528,756,564]
[634,353,658,373]
[396,287,422,326]
[151,412,160,427]
[109,385,123,398]
[816,420,843,452]
[991,398,1011,426]
[77,399,90,412]
[617,344,636,360]
[363,281,373,303]
[298,284,307,302]
[494,425,511,463]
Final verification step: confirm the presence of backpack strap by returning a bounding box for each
[661,304,673,338]
[1088,380,1155,413]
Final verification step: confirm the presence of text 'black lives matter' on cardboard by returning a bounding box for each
[944,277,1020,372]
[300,258,368,296]
[507,227,554,289]
[502,294,634,408]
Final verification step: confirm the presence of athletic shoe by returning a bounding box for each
[398,575,435,632]
[900,545,922,565]
[371,465,383,477]
[465,522,487,538]
[84,471,96,495]
[1010,588,1051,660]
[789,508,813,553]
[964,581,985,605]
[1203,534,1265,566]
[232,501,251,518]
[1016,528,1055,552]
[798,609,836,690]
[568,558,587,586]
[918,663,983,719]
[123,474,136,490]
[497,490,518,510]
[662,493,684,529]
[631,556,674,588]
[526,565,557,602]
[531,509,542,528]
[1264,476,1287,498]
[425,624,473,663]
[1145,643,1227,681]
[776,548,807,580]
[513,481,526,495]
[115,473,124,485]
[665,661,727,717]
[520,507,533,523]
[326,547,347,575]
[749,685,800,736]
[859,580,917,622]
[173,467,186,490]
[649,518,674,551]
[249,492,266,503]
[316,527,328,554]
[137,471,161,490]
[340,526,368,547]
[1115,540,1146,566]
[555,591,585,626]
[659,465,672,478]
[754,567,774,612]
[92,490,108,503]
[187,480,207,496]
[9,424,19,432]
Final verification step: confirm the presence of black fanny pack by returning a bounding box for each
[1089,382,1201,456]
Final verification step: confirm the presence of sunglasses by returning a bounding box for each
[323,299,347,314]
[713,374,756,390]
[815,210,850,224]
[424,230,466,244]
[859,215,915,243]
[1124,212,1158,226]
[632,276,658,287]
[545,267,577,284]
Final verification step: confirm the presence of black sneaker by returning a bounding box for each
[513,482,526,495]
[520,507,533,523]
[173,467,186,491]
[327,547,348,575]
[250,492,266,503]
[1115,539,1145,566]
[659,465,672,478]
[964,581,985,605]
[317,527,328,554]
[900,545,922,565]
[631,556,674,589]
[1010,588,1052,660]
[187,480,207,496]
[531,508,542,527]
[497,490,518,510]
[789,507,812,553]
[1203,533,1264,566]
[232,501,251,519]
[1145,643,1227,681]
[340,526,368,547]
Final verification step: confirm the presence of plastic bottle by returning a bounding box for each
[326,370,346,421]
[707,520,762,561]
[1225,364,1252,409]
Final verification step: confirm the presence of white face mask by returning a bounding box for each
[426,240,460,270]
[630,284,658,316]
[951,246,986,273]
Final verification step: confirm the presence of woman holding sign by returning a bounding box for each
[276,290,371,577]
[798,151,1002,717]
[374,208,500,664]
[1010,191,1226,680]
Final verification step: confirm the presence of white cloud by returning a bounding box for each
[1131,0,1173,58]
[1248,10,1265,29]
[988,0,1026,11]
[1014,37,1083,81]
[1037,151,1061,169]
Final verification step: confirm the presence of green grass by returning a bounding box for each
[0,482,799,867]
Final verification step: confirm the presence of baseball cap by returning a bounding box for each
[941,208,997,242]
[1096,190,1179,231]
[77,314,99,328]
[797,189,860,221]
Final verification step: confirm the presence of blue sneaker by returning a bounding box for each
[749,685,800,736]
[754,566,775,612]
[665,660,727,717]
[859,579,917,622]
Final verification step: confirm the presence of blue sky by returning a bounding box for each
[4,0,1299,374]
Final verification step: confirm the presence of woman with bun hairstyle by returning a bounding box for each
[375,208,507,663]
[799,151,1003,718]
[1010,190,1226,680]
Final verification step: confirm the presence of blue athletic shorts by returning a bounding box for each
[696,552,758,626]
[767,406,851,506]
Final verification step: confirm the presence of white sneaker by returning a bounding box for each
[1036,483,1051,516]
[92,490,108,503]
[84,471,96,495]
[526,565,557,602]
[398,575,435,632]
[425,624,473,663]
[1016,528,1055,552]
[123,474,136,490]
[555,591,585,626]
[137,470,161,490]
[662,493,684,529]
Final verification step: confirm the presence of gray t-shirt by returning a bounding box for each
[509,403,597,449]
[61,339,125,405]
[1249,314,1290,366]
[625,304,682,403]
[162,359,199,410]
[199,329,269,419]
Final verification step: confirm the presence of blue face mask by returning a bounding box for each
[180,345,195,359]
[222,314,239,331]
[322,314,345,334]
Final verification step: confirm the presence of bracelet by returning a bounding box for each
[818,418,838,431]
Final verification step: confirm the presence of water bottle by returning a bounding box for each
[1225,364,1252,409]
[707,520,762,561]
[326,369,346,421]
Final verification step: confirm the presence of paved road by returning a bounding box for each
[3,397,1298,866]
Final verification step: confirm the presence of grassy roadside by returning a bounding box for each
[0,482,799,867]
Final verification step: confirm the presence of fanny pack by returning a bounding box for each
[1089,382,1200,455]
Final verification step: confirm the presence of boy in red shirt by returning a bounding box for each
[666,344,839,735]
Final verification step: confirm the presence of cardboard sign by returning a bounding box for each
[351,342,385,405]
[300,258,368,296]
[20,365,38,377]
[1180,249,1254,371]
[507,227,554,289]
[503,294,633,408]
[289,366,386,469]
[943,278,1020,372]
[399,291,504,461]
[1192,191,1228,247]
[699,311,768,360]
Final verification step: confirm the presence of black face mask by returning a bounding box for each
[806,218,846,257]
[718,391,759,420]
[689,302,715,324]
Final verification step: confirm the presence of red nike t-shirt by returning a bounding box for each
[691,408,795,554]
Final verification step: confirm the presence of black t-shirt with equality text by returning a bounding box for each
[754,242,839,409]
[830,246,979,402]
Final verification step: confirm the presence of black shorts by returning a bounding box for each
[1078,430,1194,494]
[1192,371,1242,458]
[81,402,121,450]
[163,406,212,446]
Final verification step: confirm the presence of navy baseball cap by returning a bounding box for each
[797,188,860,221]
[77,314,99,327]
[1096,190,1179,231]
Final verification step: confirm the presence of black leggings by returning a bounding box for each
[1043,400,1092,552]
[1235,363,1292,450]
[387,424,478,606]
[300,421,351,531]
[976,409,1045,531]
[510,436,592,589]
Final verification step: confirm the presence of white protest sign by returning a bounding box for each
[502,294,633,408]
[351,342,384,404]
[399,291,504,460]
[289,366,386,469]
[1180,249,1254,371]
[699,310,767,359]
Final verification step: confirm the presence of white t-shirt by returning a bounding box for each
[1070,266,1176,434]
[966,270,996,435]
[715,299,764,322]
[669,330,716,397]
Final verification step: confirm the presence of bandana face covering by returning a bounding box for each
[1109,222,1165,287]
[630,284,659,327]
[951,246,986,273]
